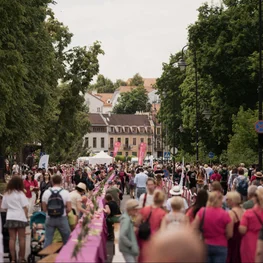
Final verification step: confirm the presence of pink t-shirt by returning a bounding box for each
[197,207,231,247]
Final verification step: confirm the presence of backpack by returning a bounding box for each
[236,178,248,196]
[221,169,228,182]
[129,178,135,186]
[47,189,64,217]
[138,208,152,240]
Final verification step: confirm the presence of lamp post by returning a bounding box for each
[258,0,263,170]
[177,45,199,162]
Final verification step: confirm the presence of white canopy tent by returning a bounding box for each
[88,151,113,166]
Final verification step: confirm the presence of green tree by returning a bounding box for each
[0,0,58,155]
[129,73,144,86]
[113,87,151,114]
[178,1,259,155]
[89,74,115,93]
[227,107,257,165]
[114,79,127,90]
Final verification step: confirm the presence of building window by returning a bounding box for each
[118,127,122,132]
[125,138,129,146]
[125,127,129,133]
[147,138,151,145]
[157,141,161,149]
[92,127,106,132]
[110,138,114,147]
[97,107,101,112]
[93,137,97,148]
[110,152,113,156]
[157,127,161,135]
[133,138,136,145]
[132,152,137,157]
[117,138,121,143]
[147,152,152,155]
[117,152,122,156]
[101,138,105,148]
[84,137,89,147]
[140,138,144,143]
[132,127,137,133]
[140,127,145,133]
[111,127,114,132]
[125,152,128,157]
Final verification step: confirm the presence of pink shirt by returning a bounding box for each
[197,207,231,247]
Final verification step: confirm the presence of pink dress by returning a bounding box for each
[138,206,166,262]
[240,205,263,263]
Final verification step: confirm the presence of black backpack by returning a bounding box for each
[138,208,152,240]
[47,189,64,217]
[237,178,248,196]
[221,169,228,182]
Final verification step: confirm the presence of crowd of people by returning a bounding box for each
[1,160,263,263]
[110,162,263,263]
[0,162,112,263]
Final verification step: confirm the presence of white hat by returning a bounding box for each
[169,185,183,196]
[76,182,87,192]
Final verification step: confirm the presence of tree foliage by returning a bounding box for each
[89,75,127,93]
[129,73,144,86]
[0,1,104,162]
[157,0,261,162]
[227,107,258,165]
[112,87,151,114]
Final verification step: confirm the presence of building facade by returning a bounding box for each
[86,112,163,158]
[84,113,108,154]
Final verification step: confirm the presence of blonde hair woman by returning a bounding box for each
[136,189,167,262]
[226,191,244,263]
[192,191,233,263]
[239,187,263,263]
[161,196,189,230]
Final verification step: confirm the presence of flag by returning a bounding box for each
[38,154,49,170]
[113,142,121,157]
[138,143,147,165]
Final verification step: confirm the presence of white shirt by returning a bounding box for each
[166,197,188,212]
[1,191,28,222]
[139,193,154,208]
[34,172,42,182]
[69,190,82,215]
[12,164,19,173]
[134,172,148,188]
[42,186,70,217]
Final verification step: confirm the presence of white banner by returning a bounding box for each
[38,154,49,170]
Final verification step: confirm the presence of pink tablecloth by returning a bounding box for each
[56,174,114,263]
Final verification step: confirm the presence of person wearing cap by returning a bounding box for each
[119,199,139,262]
[69,182,88,218]
[165,185,188,212]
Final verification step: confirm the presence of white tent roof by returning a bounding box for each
[88,151,113,165]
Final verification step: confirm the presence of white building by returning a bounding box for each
[84,92,103,113]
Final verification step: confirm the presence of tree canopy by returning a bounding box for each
[0,1,104,162]
[129,73,144,86]
[156,0,261,163]
[112,87,151,114]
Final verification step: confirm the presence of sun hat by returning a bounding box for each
[169,185,183,196]
[255,172,263,178]
[125,199,140,211]
[76,182,87,192]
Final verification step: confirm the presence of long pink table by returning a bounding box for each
[56,174,114,263]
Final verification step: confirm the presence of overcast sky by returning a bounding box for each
[52,0,221,82]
